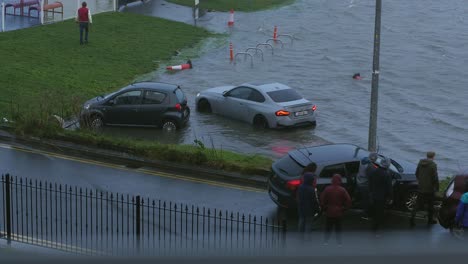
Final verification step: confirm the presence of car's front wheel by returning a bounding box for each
[197,99,212,113]
[89,115,104,131]
[162,120,177,132]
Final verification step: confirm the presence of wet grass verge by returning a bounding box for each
[167,0,295,12]
[0,12,212,122]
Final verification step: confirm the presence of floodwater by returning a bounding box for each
[117,0,468,176]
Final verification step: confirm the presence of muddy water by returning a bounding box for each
[118,0,468,176]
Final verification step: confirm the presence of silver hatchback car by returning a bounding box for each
[195,82,317,128]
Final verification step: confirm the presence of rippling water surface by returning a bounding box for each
[122,0,468,176]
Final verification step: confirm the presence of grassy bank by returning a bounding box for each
[0,12,211,124]
[167,0,295,12]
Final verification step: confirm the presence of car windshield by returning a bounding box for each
[266,89,303,103]
[274,155,304,178]
[174,88,186,103]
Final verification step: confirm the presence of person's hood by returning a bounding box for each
[461,193,468,204]
[419,159,435,167]
[302,172,315,186]
[331,174,342,186]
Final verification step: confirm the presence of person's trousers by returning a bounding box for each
[298,214,318,233]
[411,192,435,223]
[324,217,342,244]
[371,200,386,233]
[358,185,369,215]
[79,22,89,44]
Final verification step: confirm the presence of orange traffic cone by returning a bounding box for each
[229,42,234,61]
[166,60,193,71]
[228,9,234,26]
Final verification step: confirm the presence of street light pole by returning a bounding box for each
[368,0,382,152]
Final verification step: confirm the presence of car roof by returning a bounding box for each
[125,82,179,92]
[243,82,292,93]
[289,143,369,167]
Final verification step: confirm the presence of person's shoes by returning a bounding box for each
[361,216,370,221]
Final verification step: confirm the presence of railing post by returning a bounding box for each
[281,219,287,249]
[5,174,12,244]
[39,0,44,25]
[135,195,141,253]
[1,1,5,32]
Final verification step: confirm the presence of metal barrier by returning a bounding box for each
[277,34,294,44]
[234,52,254,67]
[244,47,264,61]
[0,174,287,256]
[256,43,274,55]
[266,38,284,48]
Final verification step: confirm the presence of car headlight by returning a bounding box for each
[196,93,200,97]
[84,104,90,110]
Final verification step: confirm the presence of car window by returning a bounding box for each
[345,161,360,176]
[143,90,166,104]
[248,90,266,103]
[174,88,186,103]
[319,163,346,178]
[113,90,142,105]
[267,89,303,103]
[227,87,252,100]
[274,155,304,178]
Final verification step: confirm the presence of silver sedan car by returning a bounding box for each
[195,82,317,128]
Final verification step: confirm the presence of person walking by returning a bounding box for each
[297,169,320,234]
[455,192,468,236]
[368,157,393,236]
[410,151,439,226]
[76,2,93,45]
[320,174,351,246]
[356,152,378,220]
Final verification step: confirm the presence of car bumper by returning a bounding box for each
[274,114,316,128]
[267,179,297,209]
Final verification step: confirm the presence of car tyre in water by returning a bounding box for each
[90,115,104,131]
[197,99,212,113]
[253,115,269,129]
[162,120,177,132]
[404,190,419,212]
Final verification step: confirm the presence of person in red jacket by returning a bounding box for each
[320,174,351,245]
[76,2,93,45]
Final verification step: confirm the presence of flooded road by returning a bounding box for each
[120,0,468,176]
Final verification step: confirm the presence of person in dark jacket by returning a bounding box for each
[455,192,468,233]
[410,151,439,226]
[320,174,351,245]
[368,157,393,235]
[297,172,320,233]
[356,152,378,219]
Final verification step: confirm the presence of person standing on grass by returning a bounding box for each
[410,151,439,226]
[76,2,93,45]
[320,174,351,246]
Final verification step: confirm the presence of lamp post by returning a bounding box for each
[368,0,382,152]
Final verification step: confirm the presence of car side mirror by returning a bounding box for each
[222,91,228,97]
[107,99,115,106]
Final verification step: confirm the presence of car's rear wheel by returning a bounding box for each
[253,115,269,129]
[404,190,419,212]
[197,99,212,113]
[89,115,104,131]
[162,120,177,132]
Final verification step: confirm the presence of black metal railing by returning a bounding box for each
[1,174,286,256]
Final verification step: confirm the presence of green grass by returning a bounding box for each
[166,0,295,12]
[53,130,273,176]
[0,12,211,121]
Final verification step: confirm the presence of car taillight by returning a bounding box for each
[286,179,301,191]
[312,105,317,111]
[275,110,290,116]
[175,103,182,111]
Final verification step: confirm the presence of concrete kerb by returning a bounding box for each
[0,129,269,190]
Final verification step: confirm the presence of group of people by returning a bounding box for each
[296,151,468,244]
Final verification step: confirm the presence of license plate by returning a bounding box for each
[294,110,308,117]
[269,190,278,201]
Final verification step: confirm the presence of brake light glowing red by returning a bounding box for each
[275,110,290,116]
[312,105,317,111]
[175,103,182,111]
[286,179,302,191]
